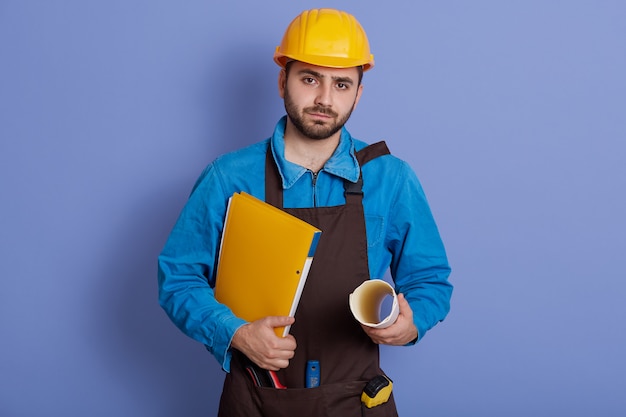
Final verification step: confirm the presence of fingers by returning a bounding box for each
[253,318,297,370]
[361,293,417,346]
[231,316,297,371]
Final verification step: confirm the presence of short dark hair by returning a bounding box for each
[284,61,364,86]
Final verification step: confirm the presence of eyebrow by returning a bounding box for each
[298,69,355,86]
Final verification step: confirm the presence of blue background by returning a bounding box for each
[1,1,625,416]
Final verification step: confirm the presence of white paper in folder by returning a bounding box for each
[349,279,400,328]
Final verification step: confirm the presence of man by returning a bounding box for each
[158,8,452,416]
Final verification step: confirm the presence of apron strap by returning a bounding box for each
[265,146,283,208]
[344,141,390,204]
[265,141,391,208]
[356,141,390,166]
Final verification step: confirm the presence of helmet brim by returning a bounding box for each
[274,51,374,72]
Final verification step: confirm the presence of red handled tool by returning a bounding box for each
[243,356,286,389]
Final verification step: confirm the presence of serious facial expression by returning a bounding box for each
[280,62,363,141]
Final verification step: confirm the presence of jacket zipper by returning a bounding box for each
[311,171,318,207]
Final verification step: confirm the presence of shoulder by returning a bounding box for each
[358,140,424,201]
[199,140,268,178]
[191,139,269,196]
[351,137,407,166]
[213,140,269,170]
[353,139,415,176]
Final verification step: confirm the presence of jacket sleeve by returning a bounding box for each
[157,162,246,371]
[386,161,453,342]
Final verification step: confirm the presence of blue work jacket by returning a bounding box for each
[158,116,452,371]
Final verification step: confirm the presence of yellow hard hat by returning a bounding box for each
[274,8,374,71]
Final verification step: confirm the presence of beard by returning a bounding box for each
[284,86,356,140]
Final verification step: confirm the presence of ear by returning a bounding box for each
[278,69,287,99]
[353,83,364,109]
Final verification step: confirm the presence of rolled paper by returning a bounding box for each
[349,279,399,328]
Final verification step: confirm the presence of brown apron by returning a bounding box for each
[218,142,398,417]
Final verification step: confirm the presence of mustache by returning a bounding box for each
[304,106,338,118]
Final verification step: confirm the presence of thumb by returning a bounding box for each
[397,293,413,317]
[263,315,295,328]
[397,292,408,306]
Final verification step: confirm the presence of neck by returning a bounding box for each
[283,120,341,173]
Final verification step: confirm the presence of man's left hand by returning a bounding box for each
[360,293,418,345]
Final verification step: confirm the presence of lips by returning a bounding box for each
[308,112,331,120]
[305,107,337,119]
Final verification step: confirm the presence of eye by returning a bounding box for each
[336,82,349,90]
[303,77,317,85]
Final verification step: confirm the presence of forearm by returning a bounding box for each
[158,256,247,371]
[398,267,453,342]
[387,166,453,342]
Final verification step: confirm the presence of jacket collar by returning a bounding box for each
[270,116,361,189]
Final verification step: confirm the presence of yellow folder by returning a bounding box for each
[214,192,322,337]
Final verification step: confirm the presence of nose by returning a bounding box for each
[314,83,333,107]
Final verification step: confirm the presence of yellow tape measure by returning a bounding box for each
[361,375,393,408]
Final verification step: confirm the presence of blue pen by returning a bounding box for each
[305,360,320,388]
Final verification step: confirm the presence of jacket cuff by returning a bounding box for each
[207,315,247,372]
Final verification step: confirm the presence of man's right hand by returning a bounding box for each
[230,316,297,371]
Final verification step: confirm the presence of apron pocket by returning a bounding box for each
[255,380,371,417]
